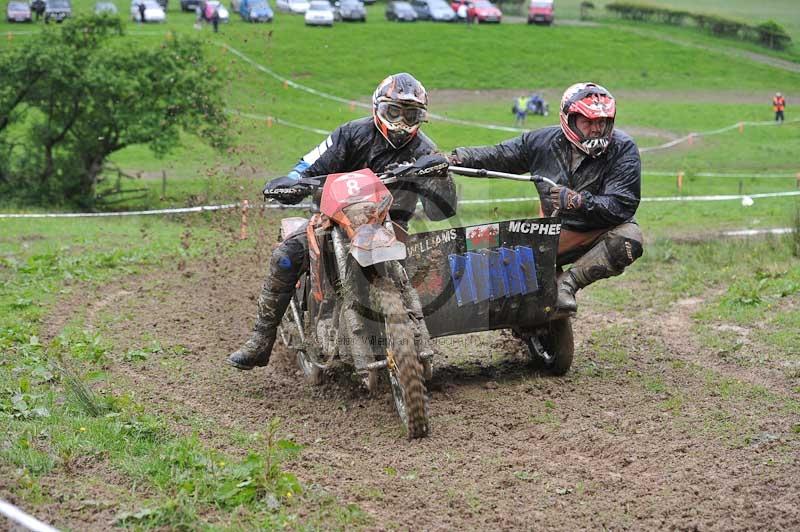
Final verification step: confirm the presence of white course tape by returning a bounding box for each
[640,118,800,153]
[722,227,794,236]
[641,190,800,202]
[0,498,60,532]
[226,109,330,135]
[5,190,798,218]
[0,202,319,219]
[647,171,798,179]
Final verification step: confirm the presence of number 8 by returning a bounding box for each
[346,179,361,196]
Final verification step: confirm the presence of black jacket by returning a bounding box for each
[301,117,457,226]
[453,126,641,231]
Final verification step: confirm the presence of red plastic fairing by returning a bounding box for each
[320,169,392,218]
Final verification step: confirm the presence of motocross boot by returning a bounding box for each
[557,223,645,314]
[555,270,581,314]
[227,283,293,371]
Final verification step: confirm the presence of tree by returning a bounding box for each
[0,16,229,207]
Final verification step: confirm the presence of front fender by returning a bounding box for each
[350,223,407,267]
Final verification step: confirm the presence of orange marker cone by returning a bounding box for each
[283,80,288,89]
[738,122,744,134]
[677,171,684,193]
[687,134,694,146]
[267,116,273,128]
[349,101,356,112]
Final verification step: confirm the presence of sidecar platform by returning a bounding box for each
[404,217,560,338]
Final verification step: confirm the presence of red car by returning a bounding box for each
[450,0,500,22]
[527,0,553,25]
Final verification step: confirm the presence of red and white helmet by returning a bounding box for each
[373,73,428,149]
[559,82,616,157]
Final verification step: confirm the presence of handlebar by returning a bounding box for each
[448,166,558,188]
[297,165,558,187]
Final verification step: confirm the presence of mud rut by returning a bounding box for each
[44,242,799,530]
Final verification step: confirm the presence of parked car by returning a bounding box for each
[43,0,71,23]
[200,0,229,21]
[411,0,453,21]
[6,1,32,21]
[451,0,499,22]
[275,0,308,13]
[385,0,416,21]
[181,0,201,11]
[474,1,501,22]
[527,0,552,24]
[304,0,332,25]
[130,0,165,22]
[94,1,118,14]
[238,0,272,21]
[333,0,364,21]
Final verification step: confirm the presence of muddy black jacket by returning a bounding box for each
[453,126,641,232]
[300,117,457,226]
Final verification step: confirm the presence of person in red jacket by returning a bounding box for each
[773,92,786,123]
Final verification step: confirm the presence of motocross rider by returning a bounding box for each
[228,73,456,371]
[450,82,643,313]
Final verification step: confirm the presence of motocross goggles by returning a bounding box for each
[377,102,427,126]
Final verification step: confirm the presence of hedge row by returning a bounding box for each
[606,2,792,51]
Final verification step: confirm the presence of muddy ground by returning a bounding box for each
[38,228,800,531]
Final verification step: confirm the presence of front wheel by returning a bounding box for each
[371,277,429,439]
[525,318,574,376]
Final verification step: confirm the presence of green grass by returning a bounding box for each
[555,0,800,47]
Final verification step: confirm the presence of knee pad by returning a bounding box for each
[606,233,643,270]
[269,238,307,290]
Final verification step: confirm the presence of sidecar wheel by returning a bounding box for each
[527,318,574,376]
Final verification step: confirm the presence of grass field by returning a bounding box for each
[554,0,800,45]
[1,4,800,529]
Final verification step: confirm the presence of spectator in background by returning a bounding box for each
[773,92,785,123]
[514,95,529,126]
[456,1,467,21]
[138,1,146,22]
[31,0,45,20]
[211,5,220,32]
[466,1,475,24]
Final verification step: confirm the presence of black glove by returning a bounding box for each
[549,186,584,211]
[263,175,313,205]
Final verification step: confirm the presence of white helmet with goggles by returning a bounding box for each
[559,82,616,157]
[373,73,428,149]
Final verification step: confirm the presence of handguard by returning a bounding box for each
[385,153,450,181]
[262,175,315,205]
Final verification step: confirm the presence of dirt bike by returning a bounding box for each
[273,163,573,439]
[274,165,437,439]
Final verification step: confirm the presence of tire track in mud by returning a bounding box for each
[44,249,800,530]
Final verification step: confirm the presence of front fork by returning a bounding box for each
[332,226,434,383]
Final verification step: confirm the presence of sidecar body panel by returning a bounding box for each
[405,218,560,338]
